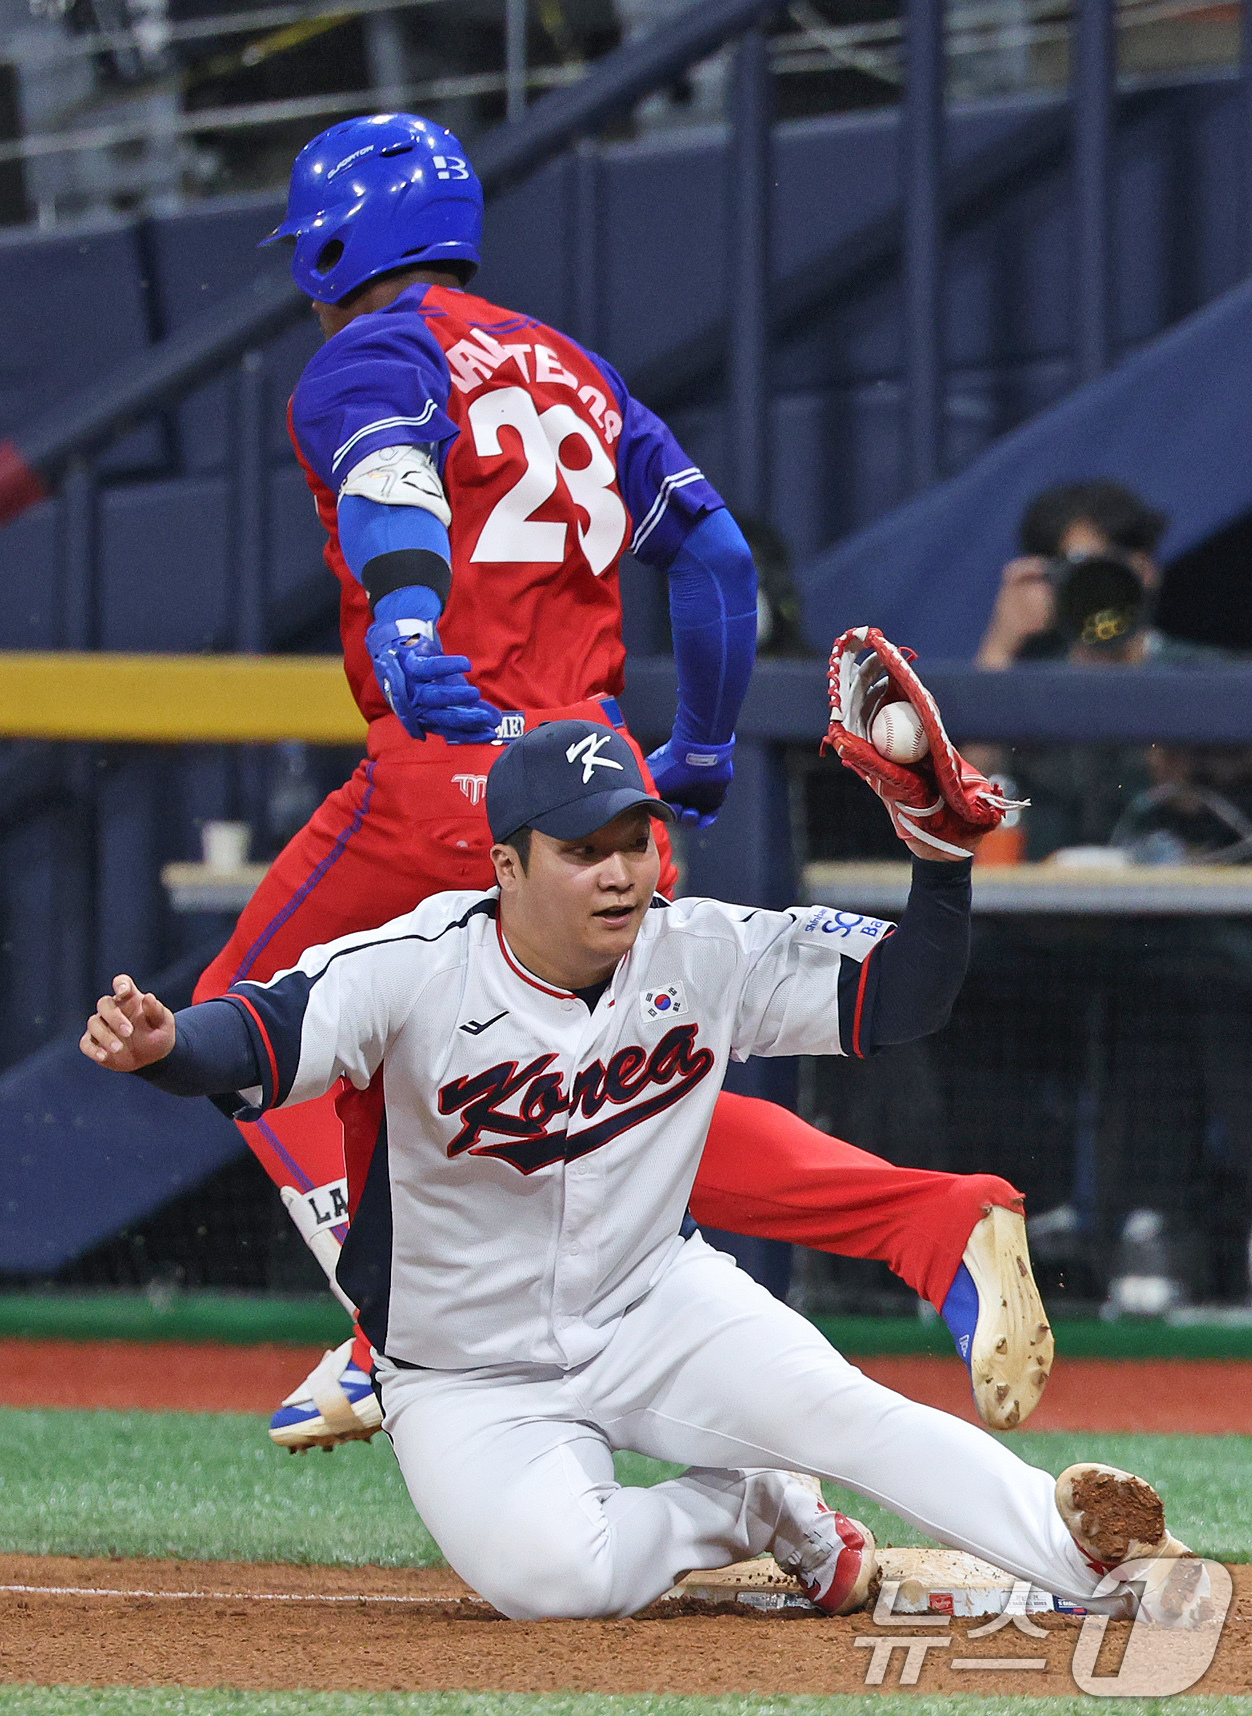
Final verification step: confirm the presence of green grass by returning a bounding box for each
[1,1409,1249,1566]
[4,1700,1252,1716]
[5,1293,1252,1358]
[0,1410,438,1566]
[0,1293,352,1348]
[811,1313,1252,1360]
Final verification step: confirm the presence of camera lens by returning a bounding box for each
[1052,555,1147,650]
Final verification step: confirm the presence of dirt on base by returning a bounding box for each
[1,1555,1250,1697]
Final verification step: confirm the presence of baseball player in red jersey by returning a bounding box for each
[194,112,1048,1449]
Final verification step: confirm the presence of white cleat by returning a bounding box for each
[269,1338,383,1452]
[1056,1462,1209,1625]
[952,1204,1054,1431]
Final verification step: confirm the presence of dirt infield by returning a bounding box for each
[1,1555,1249,1695]
[860,1357,1252,1434]
[3,1339,1251,1432]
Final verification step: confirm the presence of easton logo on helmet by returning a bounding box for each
[328,144,375,180]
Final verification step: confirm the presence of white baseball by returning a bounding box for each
[870,702,929,764]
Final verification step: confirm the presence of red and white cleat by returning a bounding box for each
[771,1475,877,1616]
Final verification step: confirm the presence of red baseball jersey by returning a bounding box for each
[289,284,724,721]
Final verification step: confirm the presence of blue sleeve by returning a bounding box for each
[836,859,972,1055]
[131,999,262,1102]
[664,508,758,748]
[583,352,724,569]
[291,298,460,490]
[337,494,452,579]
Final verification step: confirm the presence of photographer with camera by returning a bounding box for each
[977,481,1169,672]
[964,482,1252,1315]
[973,481,1233,858]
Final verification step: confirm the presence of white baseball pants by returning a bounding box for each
[376,1234,1106,1620]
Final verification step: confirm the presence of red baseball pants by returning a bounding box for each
[197,703,1020,1354]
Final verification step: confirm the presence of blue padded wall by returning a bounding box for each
[0,217,162,474]
[801,272,1252,658]
[0,1027,242,1274]
[145,193,319,476]
[99,478,235,652]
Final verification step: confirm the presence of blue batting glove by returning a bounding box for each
[365,621,502,744]
[646,735,736,828]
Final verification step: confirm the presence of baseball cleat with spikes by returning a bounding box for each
[269,1338,383,1452]
[1056,1463,1190,1569]
[771,1475,877,1616]
[1056,1462,1211,1625]
[942,1203,1053,1431]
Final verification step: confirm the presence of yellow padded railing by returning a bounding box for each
[0,653,368,743]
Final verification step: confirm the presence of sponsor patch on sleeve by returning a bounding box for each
[798,908,890,949]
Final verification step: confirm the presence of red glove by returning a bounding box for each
[823,625,1026,858]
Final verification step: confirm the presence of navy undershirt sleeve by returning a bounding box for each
[836,857,972,1054]
[132,999,263,1098]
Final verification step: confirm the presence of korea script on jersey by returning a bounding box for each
[221,890,890,1371]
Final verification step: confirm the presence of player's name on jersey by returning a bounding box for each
[443,325,623,442]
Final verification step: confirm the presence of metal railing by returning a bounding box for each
[10,0,1242,171]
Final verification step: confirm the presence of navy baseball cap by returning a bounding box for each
[486,720,675,844]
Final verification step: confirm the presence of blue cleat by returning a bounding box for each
[269,1338,384,1452]
[941,1205,1053,1431]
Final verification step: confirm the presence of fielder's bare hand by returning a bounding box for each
[80,975,175,1072]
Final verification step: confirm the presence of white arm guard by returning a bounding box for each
[338,444,452,526]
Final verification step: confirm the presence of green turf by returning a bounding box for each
[0,1409,438,1566]
[0,1293,352,1348]
[3,1697,1252,1716]
[1,1409,1249,1566]
[810,1313,1252,1360]
[5,1292,1252,1357]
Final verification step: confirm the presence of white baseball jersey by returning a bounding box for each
[223,889,891,1370]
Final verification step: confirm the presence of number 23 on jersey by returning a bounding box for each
[467,387,628,576]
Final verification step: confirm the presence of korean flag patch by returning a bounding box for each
[642,983,686,1022]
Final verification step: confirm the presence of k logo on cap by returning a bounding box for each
[485,719,675,845]
[566,733,625,784]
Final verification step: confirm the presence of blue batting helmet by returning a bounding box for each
[262,113,483,304]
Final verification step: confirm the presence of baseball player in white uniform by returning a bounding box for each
[82,719,1196,1622]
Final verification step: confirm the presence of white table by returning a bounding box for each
[803,861,1252,915]
[161,862,269,913]
[164,857,1252,917]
